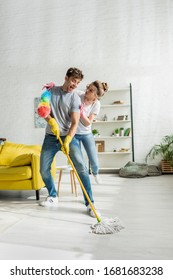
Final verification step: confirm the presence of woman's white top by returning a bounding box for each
[76,91,100,135]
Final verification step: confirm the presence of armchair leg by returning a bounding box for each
[36,190,39,200]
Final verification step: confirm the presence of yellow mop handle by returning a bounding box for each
[58,136,101,223]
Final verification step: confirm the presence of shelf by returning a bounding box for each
[94,136,132,139]
[108,88,130,92]
[88,83,134,172]
[98,152,132,155]
[93,120,131,123]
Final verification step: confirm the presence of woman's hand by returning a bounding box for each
[42,82,55,91]
[80,103,86,118]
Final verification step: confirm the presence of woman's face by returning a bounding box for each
[84,84,97,102]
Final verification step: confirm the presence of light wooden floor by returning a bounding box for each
[0,174,173,260]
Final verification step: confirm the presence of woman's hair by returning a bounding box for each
[66,67,84,80]
[92,80,109,99]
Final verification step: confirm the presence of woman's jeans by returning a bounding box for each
[75,133,99,175]
[40,133,94,206]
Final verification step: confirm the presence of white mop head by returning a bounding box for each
[91,217,124,234]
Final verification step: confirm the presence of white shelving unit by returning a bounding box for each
[91,83,134,172]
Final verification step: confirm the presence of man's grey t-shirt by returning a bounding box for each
[46,86,81,136]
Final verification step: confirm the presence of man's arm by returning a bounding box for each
[61,112,80,154]
[68,112,80,137]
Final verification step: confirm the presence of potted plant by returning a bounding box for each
[114,128,120,136]
[92,129,100,137]
[145,134,173,173]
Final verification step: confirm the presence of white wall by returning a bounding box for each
[0,0,173,164]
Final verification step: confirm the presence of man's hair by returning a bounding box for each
[66,67,84,80]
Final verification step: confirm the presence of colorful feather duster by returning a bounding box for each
[37,90,51,118]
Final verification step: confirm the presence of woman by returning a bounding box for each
[75,80,108,184]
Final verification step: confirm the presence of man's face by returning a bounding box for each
[64,76,81,92]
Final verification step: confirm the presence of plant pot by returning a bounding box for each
[161,160,173,174]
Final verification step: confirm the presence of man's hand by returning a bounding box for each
[48,118,60,138]
[61,135,72,154]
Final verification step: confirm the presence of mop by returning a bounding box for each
[38,89,124,234]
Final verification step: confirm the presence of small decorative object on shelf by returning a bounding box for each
[103,114,108,121]
[113,100,124,104]
[117,115,125,121]
[92,129,100,137]
[113,148,129,152]
[95,141,105,152]
[124,128,131,136]
[120,127,124,136]
[118,148,129,152]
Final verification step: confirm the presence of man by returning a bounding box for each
[39,67,99,217]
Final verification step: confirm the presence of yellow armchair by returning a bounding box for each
[0,141,56,200]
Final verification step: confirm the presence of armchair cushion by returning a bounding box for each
[0,166,32,180]
[10,154,32,167]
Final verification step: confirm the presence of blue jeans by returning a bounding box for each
[40,133,94,206]
[75,133,99,175]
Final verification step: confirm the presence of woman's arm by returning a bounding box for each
[80,113,96,126]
